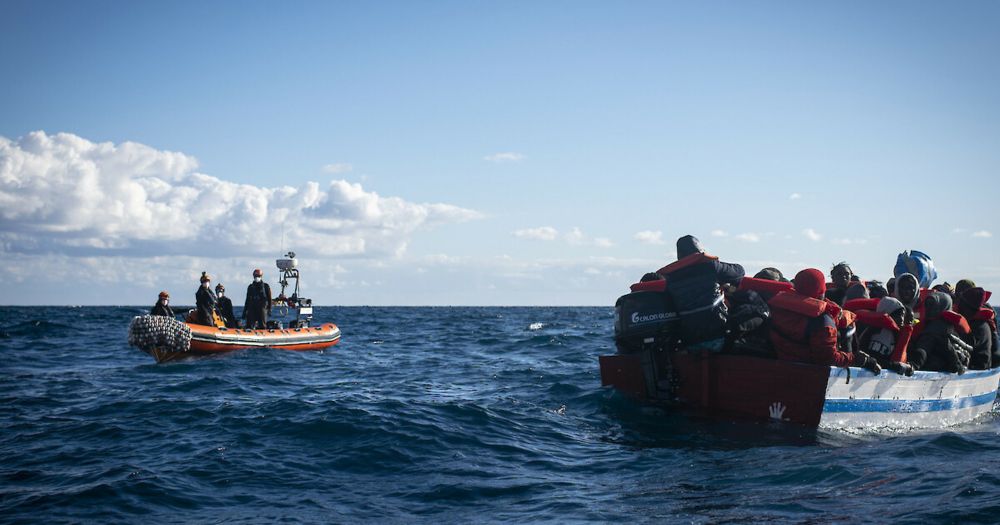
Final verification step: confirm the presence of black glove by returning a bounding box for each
[855,351,882,375]
[888,361,914,377]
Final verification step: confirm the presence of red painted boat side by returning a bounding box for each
[600,352,830,425]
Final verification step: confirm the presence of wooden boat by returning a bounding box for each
[599,350,1000,429]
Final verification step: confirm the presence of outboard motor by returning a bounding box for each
[614,291,679,353]
[614,290,680,399]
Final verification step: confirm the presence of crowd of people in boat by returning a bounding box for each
[622,234,999,375]
[149,268,285,329]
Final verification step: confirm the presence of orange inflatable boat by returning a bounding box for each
[142,322,341,363]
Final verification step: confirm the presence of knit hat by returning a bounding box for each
[158,291,170,299]
[253,268,263,277]
[922,291,952,321]
[955,279,977,296]
[876,296,904,315]
[676,235,704,259]
[793,268,826,299]
[754,267,786,282]
[215,283,225,293]
[844,282,870,302]
[956,287,989,315]
[200,272,211,283]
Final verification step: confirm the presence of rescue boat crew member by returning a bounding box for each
[150,291,174,317]
[216,283,237,329]
[656,235,745,351]
[767,268,881,373]
[244,268,272,329]
[195,272,219,326]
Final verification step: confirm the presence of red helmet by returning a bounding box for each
[252,268,263,277]
[158,291,170,299]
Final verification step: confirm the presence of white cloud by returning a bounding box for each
[565,227,586,245]
[802,228,822,242]
[953,228,967,234]
[0,131,481,258]
[323,163,353,174]
[710,229,728,237]
[831,238,868,245]
[973,230,993,238]
[484,152,525,163]
[513,226,558,241]
[734,233,760,242]
[593,237,614,248]
[633,230,664,245]
[789,193,801,200]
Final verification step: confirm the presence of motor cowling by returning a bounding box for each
[614,290,679,353]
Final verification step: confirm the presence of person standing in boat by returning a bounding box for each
[244,268,272,329]
[656,235,745,351]
[150,291,174,318]
[767,268,882,373]
[195,272,220,326]
[216,283,237,329]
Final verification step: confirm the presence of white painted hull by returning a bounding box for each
[819,367,1000,429]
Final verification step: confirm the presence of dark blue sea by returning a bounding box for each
[2,306,1000,524]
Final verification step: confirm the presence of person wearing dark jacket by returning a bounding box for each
[195,272,219,326]
[656,235,745,350]
[244,268,273,329]
[955,287,994,370]
[907,291,971,373]
[150,291,174,317]
[767,268,881,372]
[216,283,237,329]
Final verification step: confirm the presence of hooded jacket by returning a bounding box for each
[907,292,971,373]
[955,287,994,370]
[768,269,858,367]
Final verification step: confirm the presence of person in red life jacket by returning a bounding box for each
[907,291,972,374]
[767,268,881,373]
[954,287,995,370]
[824,262,855,306]
[655,235,745,351]
[955,279,1000,367]
[856,297,914,376]
[150,291,174,317]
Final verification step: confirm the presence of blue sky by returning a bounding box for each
[1,1,999,305]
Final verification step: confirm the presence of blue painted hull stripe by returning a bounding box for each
[823,391,998,413]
